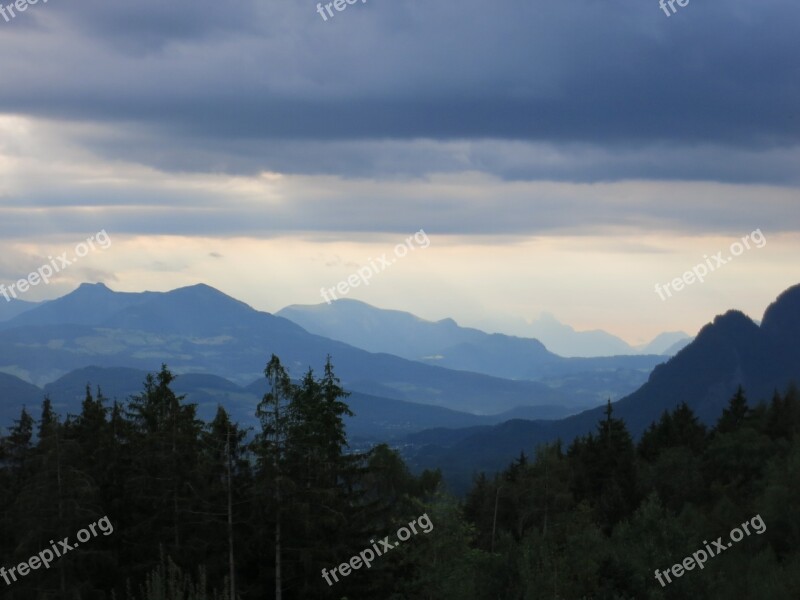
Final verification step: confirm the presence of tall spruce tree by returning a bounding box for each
[569,400,637,532]
[717,385,750,434]
[198,406,250,600]
[254,355,295,600]
[124,365,203,573]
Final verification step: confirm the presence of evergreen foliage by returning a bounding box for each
[1,361,798,599]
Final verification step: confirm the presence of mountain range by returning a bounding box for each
[0,283,668,415]
[518,311,691,357]
[407,283,800,490]
[2,280,795,494]
[0,365,572,445]
[276,300,668,401]
[277,301,691,361]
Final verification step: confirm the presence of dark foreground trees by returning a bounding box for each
[463,387,800,599]
[0,357,445,600]
[1,363,800,599]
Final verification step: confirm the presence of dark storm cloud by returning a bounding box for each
[0,0,797,181]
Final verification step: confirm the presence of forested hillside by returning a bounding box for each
[1,356,799,598]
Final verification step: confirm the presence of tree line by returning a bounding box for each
[0,356,445,599]
[1,354,799,599]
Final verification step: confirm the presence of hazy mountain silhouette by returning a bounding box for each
[409,283,800,486]
[278,300,667,401]
[278,299,489,361]
[636,331,693,355]
[0,366,575,444]
[521,311,634,356]
[2,283,155,328]
[662,336,693,356]
[0,372,42,418]
[0,298,39,322]
[520,312,691,357]
[0,283,580,415]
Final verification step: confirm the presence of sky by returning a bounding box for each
[0,0,798,345]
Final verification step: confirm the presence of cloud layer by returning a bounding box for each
[0,0,798,342]
[0,0,797,180]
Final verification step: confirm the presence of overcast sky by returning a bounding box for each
[0,0,798,344]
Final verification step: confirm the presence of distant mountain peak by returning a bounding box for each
[711,309,758,330]
[684,310,760,354]
[78,282,111,289]
[761,283,800,339]
[142,284,260,314]
[436,317,459,327]
[168,283,237,299]
[175,283,219,292]
[75,282,114,294]
[331,298,371,306]
[524,311,633,357]
[636,330,692,355]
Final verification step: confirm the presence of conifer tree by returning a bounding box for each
[254,355,295,600]
[125,365,203,571]
[716,385,750,434]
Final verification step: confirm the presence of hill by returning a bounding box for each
[0,283,578,415]
[408,283,800,487]
[278,299,666,402]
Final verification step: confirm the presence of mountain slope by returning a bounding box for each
[0,365,577,445]
[637,331,692,355]
[521,311,634,357]
[278,299,489,360]
[0,284,575,415]
[0,298,39,323]
[278,299,666,404]
[0,372,43,425]
[0,283,155,329]
[409,283,800,484]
